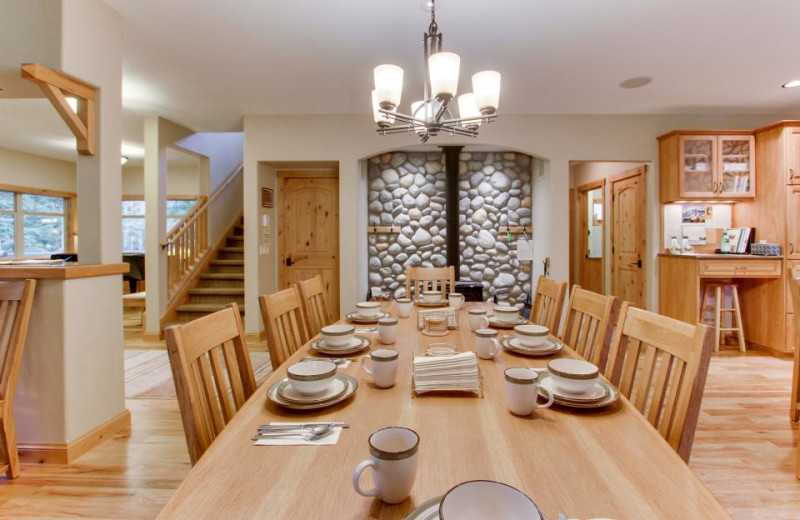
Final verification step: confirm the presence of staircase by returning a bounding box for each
[173,217,245,323]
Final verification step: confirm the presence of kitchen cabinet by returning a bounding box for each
[787,186,800,257]
[658,131,755,202]
[789,131,800,185]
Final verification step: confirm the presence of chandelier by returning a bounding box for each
[371,0,501,143]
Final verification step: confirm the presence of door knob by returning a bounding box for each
[629,259,642,268]
[285,256,294,266]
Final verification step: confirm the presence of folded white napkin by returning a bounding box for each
[254,422,343,446]
[413,352,480,393]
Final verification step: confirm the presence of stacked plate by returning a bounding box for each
[413,351,480,394]
[487,316,528,329]
[537,372,619,409]
[345,311,391,324]
[414,299,449,308]
[267,374,358,410]
[311,335,371,356]
[500,336,564,357]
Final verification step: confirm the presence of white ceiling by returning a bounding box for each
[3,0,800,163]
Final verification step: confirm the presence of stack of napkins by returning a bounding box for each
[413,351,481,394]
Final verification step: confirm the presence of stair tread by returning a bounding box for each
[210,259,244,265]
[200,273,244,279]
[221,247,244,252]
[189,287,244,295]
[177,303,245,312]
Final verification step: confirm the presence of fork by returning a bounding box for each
[252,428,335,442]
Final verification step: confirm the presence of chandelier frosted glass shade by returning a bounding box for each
[428,52,460,100]
[374,64,404,109]
[372,90,395,128]
[457,93,481,130]
[472,71,501,115]
[411,101,428,135]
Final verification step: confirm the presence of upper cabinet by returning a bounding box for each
[659,131,755,203]
[789,131,800,185]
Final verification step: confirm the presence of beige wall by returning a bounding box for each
[0,146,76,192]
[121,164,201,196]
[243,113,800,332]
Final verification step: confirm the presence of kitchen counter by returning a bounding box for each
[658,253,783,259]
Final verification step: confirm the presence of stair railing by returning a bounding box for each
[161,163,243,301]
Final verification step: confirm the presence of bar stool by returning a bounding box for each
[699,283,746,353]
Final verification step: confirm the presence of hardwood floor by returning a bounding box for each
[0,335,797,519]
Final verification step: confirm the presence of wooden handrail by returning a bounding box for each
[161,163,243,249]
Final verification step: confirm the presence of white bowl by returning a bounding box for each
[286,360,337,395]
[355,301,381,317]
[321,324,355,346]
[547,358,599,395]
[513,324,549,347]
[439,480,542,520]
[421,290,443,303]
[492,305,520,323]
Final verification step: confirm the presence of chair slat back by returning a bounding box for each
[606,303,712,461]
[404,266,455,301]
[530,276,567,335]
[789,267,800,426]
[0,280,35,403]
[560,286,618,368]
[164,303,256,465]
[297,275,332,336]
[259,286,310,370]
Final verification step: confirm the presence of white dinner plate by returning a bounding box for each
[403,495,442,520]
[311,335,371,355]
[346,311,390,323]
[537,372,619,409]
[487,316,528,328]
[501,336,563,357]
[539,374,609,403]
[277,377,348,404]
[414,300,449,308]
[267,374,358,411]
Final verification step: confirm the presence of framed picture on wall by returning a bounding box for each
[261,188,273,208]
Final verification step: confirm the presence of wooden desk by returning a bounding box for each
[156,302,731,520]
[658,253,787,352]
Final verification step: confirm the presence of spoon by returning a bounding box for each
[252,424,335,442]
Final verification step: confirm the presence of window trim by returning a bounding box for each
[0,183,76,260]
[121,195,202,254]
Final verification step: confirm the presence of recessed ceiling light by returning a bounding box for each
[782,80,800,89]
[619,77,653,89]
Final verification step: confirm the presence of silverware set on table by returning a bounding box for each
[251,422,349,442]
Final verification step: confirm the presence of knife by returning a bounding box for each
[258,422,349,431]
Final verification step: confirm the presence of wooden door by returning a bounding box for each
[279,173,340,319]
[790,132,800,185]
[576,181,604,294]
[611,166,646,308]
[787,186,800,259]
[679,135,716,198]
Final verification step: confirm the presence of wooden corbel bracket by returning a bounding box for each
[21,63,97,156]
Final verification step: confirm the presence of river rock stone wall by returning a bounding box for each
[367,151,532,302]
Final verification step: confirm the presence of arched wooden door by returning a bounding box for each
[611,166,646,308]
[278,171,340,319]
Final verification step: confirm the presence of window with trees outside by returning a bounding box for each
[122,198,198,253]
[0,190,70,258]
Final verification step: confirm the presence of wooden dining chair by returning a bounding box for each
[529,276,567,335]
[259,286,310,371]
[560,286,618,368]
[606,302,713,462]
[404,266,455,301]
[297,275,332,337]
[164,303,257,465]
[0,279,36,479]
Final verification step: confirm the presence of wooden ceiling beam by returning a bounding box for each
[21,63,97,156]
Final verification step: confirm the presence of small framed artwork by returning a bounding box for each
[261,188,273,208]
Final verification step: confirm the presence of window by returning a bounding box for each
[121,198,198,253]
[0,189,70,258]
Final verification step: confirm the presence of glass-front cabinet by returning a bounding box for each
[661,132,756,202]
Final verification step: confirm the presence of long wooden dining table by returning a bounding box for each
[156,302,732,520]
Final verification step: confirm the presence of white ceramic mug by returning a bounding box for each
[474,328,501,359]
[360,348,399,388]
[378,317,398,345]
[395,298,412,318]
[353,426,419,504]
[448,293,465,310]
[504,367,554,416]
[468,309,489,331]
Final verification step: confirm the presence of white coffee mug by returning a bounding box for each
[353,426,419,504]
[474,328,500,359]
[395,298,412,318]
[378,317,398,345]
[360,348,399,388]
[468,309,489,331]
[504,367,554,416]
[448,293,465,310]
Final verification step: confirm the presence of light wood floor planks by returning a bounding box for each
[0,341,797,519]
